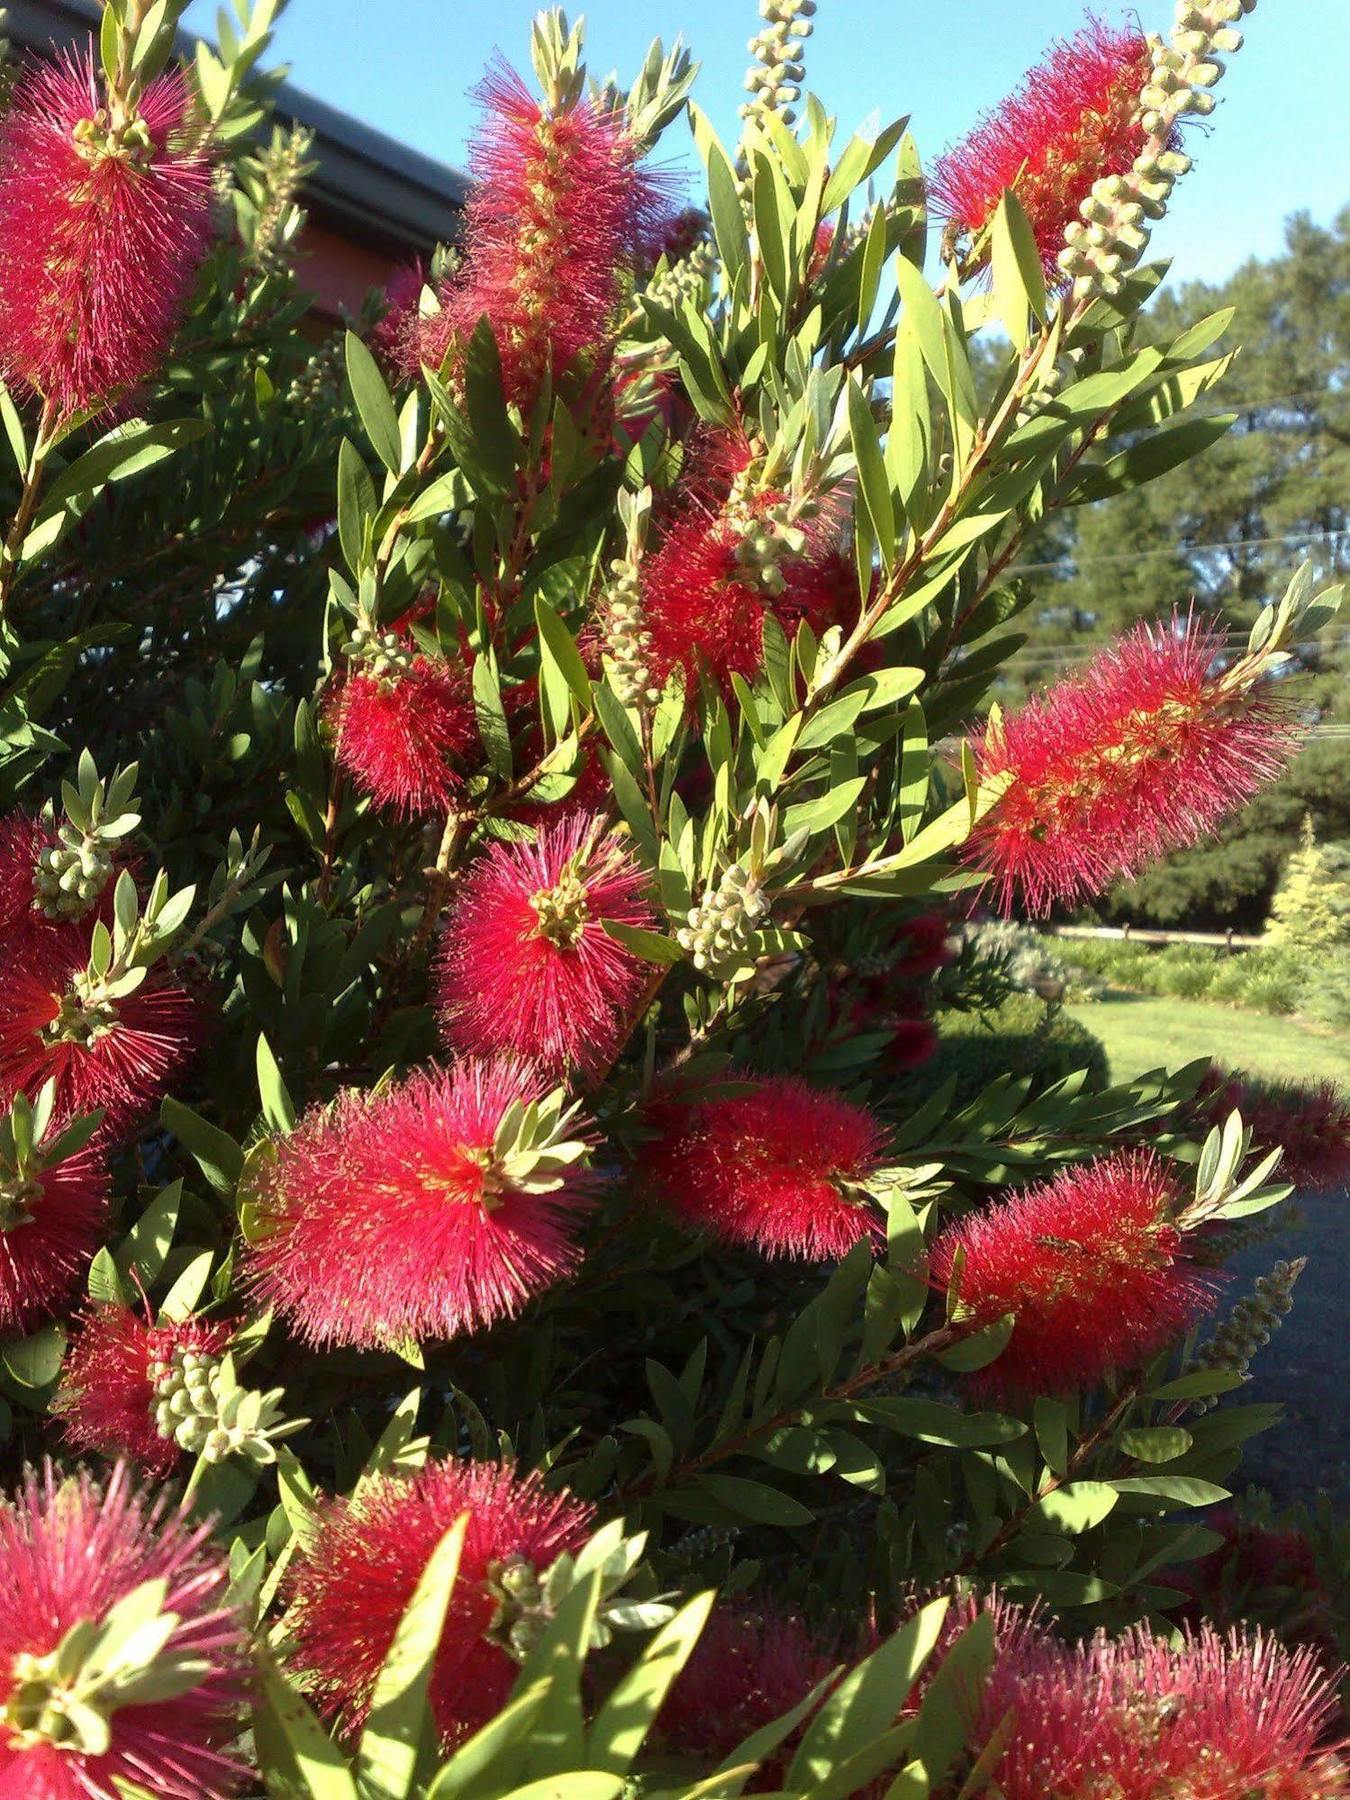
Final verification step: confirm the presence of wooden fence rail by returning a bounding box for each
[1047,923,1263,952]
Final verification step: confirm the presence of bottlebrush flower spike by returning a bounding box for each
[0,1087,108,1337]
[657,1606,839,1775]
[0,1461,248,1800]
[0,56,214,418]
[646,1076,890,1262]
[0,812,58,939]
[1231,1076,1350,1196]
[0,928,199,1135]
[967,616,1300,916]
[928,16,1156,278]
[246,1059,595,1351]
[325,619,478,818]
[639,433,854,696]
[413,66,663,406]
[284,1457,593,1750]
[436,814,656,1082]
[55,1306,232,1479]
[980,1621,1345,1800]
[931,1148,1218,1399]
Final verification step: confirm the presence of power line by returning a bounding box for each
[1006,527,1349,577]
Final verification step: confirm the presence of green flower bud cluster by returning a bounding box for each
[677,802,806,975]
[740,0,816,133]
[1187,1254,1304,1410]
[4,1577,212,1758]
[484,1553,551,1661]
[33,839,113,924]
[32,755,140,924]
[599,553,662,709]
[645,235,716,313]
[725,455,821,599]
[1058,0,1257,304]
[150,1346,300,1466]
[345,622,417,684]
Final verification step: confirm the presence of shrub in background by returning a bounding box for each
[1267,814,1350,953]
[0,1,1346,1795]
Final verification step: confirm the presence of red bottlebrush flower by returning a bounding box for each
[0,811,56,940]
[0,57,213,418]
[647,1076,889,1262]
[285,1456,593,1750]
[1237,1077,1350,1196]
[436,813,655,1082]
[638,435,855,697]
[0,929,200,1135]
[892,912,954,981]
[929,17,1155,278]
[1,1116,108,1336]
[884,1015,939,1073]
[967,618,1300,917]
[930,1148,1218,1399]
[0,1461,247,1800]
[414,67,663,405]
[54,1306,230,1478]
[246,1058,594,1351]
[325,639,478,820]
[657,1606,839,1779]
[984,1623,1345,1800]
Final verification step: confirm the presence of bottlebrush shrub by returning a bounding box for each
[0,1,1346,1796]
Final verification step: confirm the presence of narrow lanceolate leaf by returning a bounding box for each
[356,1514,468,1800]
[252,1645,359,1800]
[345,331,403,475]
[990,190,1047,350]
[588,1592,717,1775]
[847,376,896,569]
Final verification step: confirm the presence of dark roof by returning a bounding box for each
[3,0,467,257]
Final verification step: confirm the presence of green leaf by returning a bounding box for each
[588,1592,716,1775]
[601,922,683,965]
[500,1780,625,1800]
[114,1181,182,1286]
[159,1251,216,1324]
[337,438,377,576]
[1026,1481,1119,1534]
[345,331,403,475]
[1119,1426,1194,1463]
[357,1514,468,1800]
[990,190,1047,349]
[160,1098,244,1195]
[1,1322,66,1390]
[87,1245,129,1306]
[1110,1476,1231,1507]
[256,1034,297,1134]
[252,1646,360,1800]
[692,1475,814,1528]
[424,1682,550,1799]
[535,598,594,716]
[908,1614,994,1784]
[847,376,895,569]
[40,419,210,514]
[787,1598,948,1787]
[854,1399,1025,1449]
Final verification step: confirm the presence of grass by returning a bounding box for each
[1066,994,1350,1088]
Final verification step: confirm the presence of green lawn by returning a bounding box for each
[1066,995,1350,1088]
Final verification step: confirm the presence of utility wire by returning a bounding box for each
[1006,526,1349,577]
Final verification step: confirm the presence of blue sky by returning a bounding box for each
[185,0,1348,288]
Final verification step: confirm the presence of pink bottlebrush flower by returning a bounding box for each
[414,67,664,405]
[0,1461,247,1800]
[0,929,200,1135]
[646,1076,889,1262]
[284,1456,593,1750]
[967,618,1301,916]
[369,258,426,379]
[930,1148,1219,1399]
[325,648,478,820]
[436,813,656,1082]
[928,17,1156,278]
[1237,1077,1350,1196]
[0,57,214,418]
[657,1606,839,1779]
[245,1058,594,1351]
[54,1306,230,1478]
[1,1114,108,1337]
[988,1624,1345,1800]
[883,1014,939,1073]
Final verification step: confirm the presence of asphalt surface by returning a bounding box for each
[1218,1189,1349,1507]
